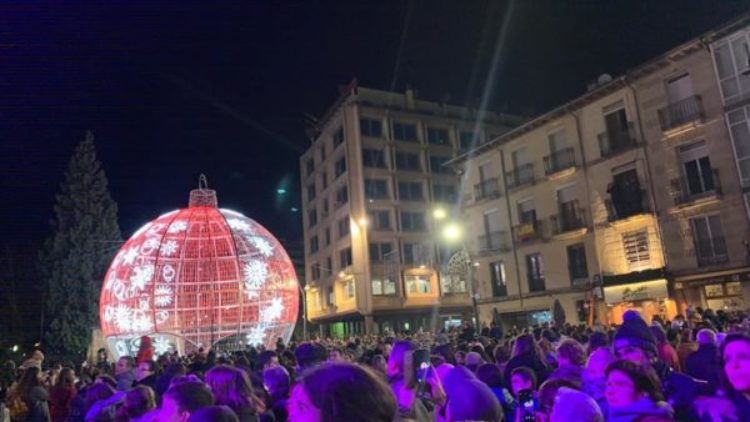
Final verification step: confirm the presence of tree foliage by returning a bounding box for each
[40,131,121,357]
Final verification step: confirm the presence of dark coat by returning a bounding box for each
[655,362,710,421]
[685,344,722,393]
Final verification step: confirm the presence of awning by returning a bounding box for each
[603,279,669,305]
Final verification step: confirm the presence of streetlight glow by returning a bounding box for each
[358,217,369,227]
[441,223,462,241]
[433,208,447,220]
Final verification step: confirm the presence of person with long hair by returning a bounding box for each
[7,366,50,422]
[204,365,264,422]
[605,360,673,421]
[49,368,76,422]
[288,362,397,422]
[504,333,549,387]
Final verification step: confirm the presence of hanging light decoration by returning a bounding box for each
[100,176,299,358]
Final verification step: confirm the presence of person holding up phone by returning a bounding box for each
[510,367,540,422]
[387,341,444,422]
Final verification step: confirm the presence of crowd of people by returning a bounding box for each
[1,306,749,422]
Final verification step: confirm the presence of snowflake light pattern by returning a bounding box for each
[153,336,173,355]
[260,298,284,323]
[160,240,179,256]
[227,218,252,232]
[247,235,274,257]
[246,325,267,346]
[167,220,188,233]
[130,265,155,291]
[243,260,268,294]
[154,286,173,307]
[120,246,140,266]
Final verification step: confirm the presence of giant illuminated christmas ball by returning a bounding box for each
[99,183,299,358]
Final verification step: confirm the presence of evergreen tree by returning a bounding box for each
[40,131,121,358]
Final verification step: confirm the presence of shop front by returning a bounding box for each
[674,268,750,313]
[603,279,677,324]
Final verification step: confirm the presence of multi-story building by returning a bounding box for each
[300,83,523,336]
[450,14,750,328]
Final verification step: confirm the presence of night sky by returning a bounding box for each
[2,0,749,254]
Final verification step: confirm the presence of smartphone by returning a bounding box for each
[517,389,535,422]
[413,349,430,384]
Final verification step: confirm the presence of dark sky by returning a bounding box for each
[2,0,749,252]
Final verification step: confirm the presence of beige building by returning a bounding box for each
[450,14,750,328]
[299,83,522,336]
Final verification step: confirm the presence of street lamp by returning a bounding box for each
[441,223,462,242]
[299,284,310,341]
[435,219,480,326]
[433,208,447,220]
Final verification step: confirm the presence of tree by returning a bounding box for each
[553,298,566,328]
[40,131,121,358]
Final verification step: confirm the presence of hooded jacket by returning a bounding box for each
[607,399,673,422]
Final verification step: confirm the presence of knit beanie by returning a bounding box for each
[614,310,657,356]
[446,376,502,422]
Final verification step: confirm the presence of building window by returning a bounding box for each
[440,273,467,294]
[372,277,397,295]
[395,152,421,171]
[608,168,645,220]
[360,118,383,138]
[307,183,316,202]
[322,198,329,215]
[333,127,345,147]
[327,286,334,307]
[321,170,328,189]
[427,127,450,146]
[692,215,728,266]
[680,142,715,196]
[526,253,545,292]
[402,243,419,265]
[405,275,431,294]
[490,261,507,297]
[326,256,333,274]
[622,230,650,271]
[712,36,750,104]
[364,179,389,200]
[310,236,319,253]
[726,106,750,186]
[433,183,457,203]
[369,210,391,231]
[308,209,317,227]
[430,154,452,174]
[306,158,314,176]
[335,156,347,178]
[324,227,331,246]
[311,263,321,280]
[567,243,589,284]
[319,144,326,162]
[393,122,418,142]
[337,217,350,238]
[362,148,387,168]
[339,247,353,268]
[459,131,475,150]
[398,181,424,201]
[400,211,426,231]
[369,242,393,262]
[335,186,348,208]
[343,279,355,298]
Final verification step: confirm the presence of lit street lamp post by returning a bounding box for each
[298,284,309,341]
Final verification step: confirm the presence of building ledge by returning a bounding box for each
[551,227,589,241]
[667,193,721,214]
[546,166,577,181]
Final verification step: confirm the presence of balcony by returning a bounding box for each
[598,122,639,158]
[658,95,704,131]
[477,230,510,253]
[513,220,545,243]
[549,208,587,235]
[695,237,729,267]
[544,148,576,175]
[669,169,721,206]
[474,178,501,201]
[506,163,535,189]
[605,188,651,222]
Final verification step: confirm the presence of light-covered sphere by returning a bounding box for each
[99,187,299,358]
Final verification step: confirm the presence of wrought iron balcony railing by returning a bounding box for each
[658,95,704,131]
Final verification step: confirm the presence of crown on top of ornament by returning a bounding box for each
[189,174,218,208]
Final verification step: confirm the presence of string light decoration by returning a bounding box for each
[100,176,299,358]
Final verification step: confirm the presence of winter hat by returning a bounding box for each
[551,387,604,422]
[614,310,657,356]
[445,371,502,422]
